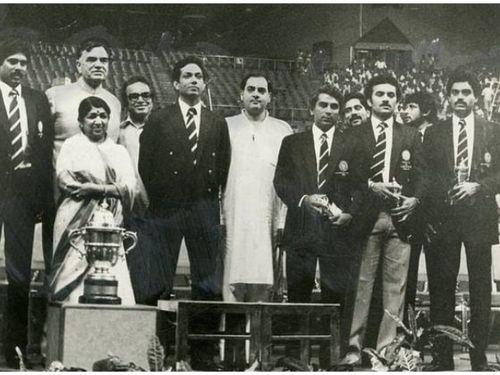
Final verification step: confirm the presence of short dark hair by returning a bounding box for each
[309,85,344,111]
[171,56,209,83]
[364,74,401,102]
[77,38,111,59]
[403,92,438,124]
[446,69,481,98]
[343,92,368,112]
[0,37,30,64]
[121,75,154,105]
[78,96,111,122]
[240,73,273,94]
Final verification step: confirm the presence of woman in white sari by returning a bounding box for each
[48,96,136,305]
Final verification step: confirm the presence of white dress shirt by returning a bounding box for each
[452,113,474,176]
[312,123,335,172]
[371,116,394,183]
[178,98,202,137]
[0,81,30,168]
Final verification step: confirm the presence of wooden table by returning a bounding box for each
[157,300,340,370]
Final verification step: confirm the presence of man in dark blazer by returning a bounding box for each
[424,70,500,371]
[139,56,230,370]
[0,37,53,368]
[399,92,437,319]
[274,85,360,365]
[341,75,426,365]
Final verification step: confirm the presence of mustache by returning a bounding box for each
[350,114,362,122]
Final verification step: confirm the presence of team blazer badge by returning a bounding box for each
[336,160,349,176]
[37,121,44,138]
[401,149,412,171]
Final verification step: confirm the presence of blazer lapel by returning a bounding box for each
[0,90,9,135]
[327,129,344,179]
[390,122,403,179]
[172,103,191,148]
[471,116,487,179]
[197,106,210,158]
[443,118,455,173]
[302,131,318,191]
[23,88,37,145]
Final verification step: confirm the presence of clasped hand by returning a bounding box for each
[391,196,419,221]
[303,194,351,227]
[448,182,480,204]
[66,182,102,199]
[370,181,399,201]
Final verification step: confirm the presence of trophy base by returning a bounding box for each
[79,277,121,305]
[78,294,122,305]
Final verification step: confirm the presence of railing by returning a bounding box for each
[195,54,297,72]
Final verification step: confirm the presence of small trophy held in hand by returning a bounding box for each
[318,195,343,221]
[390,177,403,207]
[448,158,468,206]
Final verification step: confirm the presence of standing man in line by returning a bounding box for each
[139,56,230,370]
[343,92,370,128]
[0,37,53,369]
[118,75,161,305]
[223,73,292,303]
[274,86,359,366]
[424,70,500,371]
[399,92,437,316]
[46,38,121,166]
[340,75,426,366]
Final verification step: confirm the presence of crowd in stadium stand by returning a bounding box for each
[323,56,500,121]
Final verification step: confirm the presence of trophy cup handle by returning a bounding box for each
[123,231,138,255]
[68,228,86,257]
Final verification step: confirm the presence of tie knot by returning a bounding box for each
[458,119,466,129]
[320,133,328,142]
[378,122,387,131]
[187,107,197,117]
[9,89,18,97]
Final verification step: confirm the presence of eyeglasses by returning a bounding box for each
[128,92,152,101]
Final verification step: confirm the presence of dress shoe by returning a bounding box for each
[422,360,454,371]
[471,363,491,371]
[337,351,362,366]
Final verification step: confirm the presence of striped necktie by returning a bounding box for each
[371,122,388,182]
[456,119,468,168]
[317,133,329,192]
[185,107,198,164]
[8,89,23,170]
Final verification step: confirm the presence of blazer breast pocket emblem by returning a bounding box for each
[481,151,492,168]
[401,149,412,171]
[37,121,44,138]
[335,160,349,176]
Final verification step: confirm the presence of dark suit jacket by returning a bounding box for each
[274,127,359,253]
[424,116,500,245]
[139,102,230,216]
[0,85,53,212]
[349,120,427,240]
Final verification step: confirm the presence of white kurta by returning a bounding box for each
[222,111,292,292]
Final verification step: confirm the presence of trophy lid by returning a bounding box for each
[88,202,116,228]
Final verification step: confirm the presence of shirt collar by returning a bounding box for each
[371,115,394,132]
[0,81,22,97]
[178,98,202,118]
[120,115,144,129]
[312,123,335,142]
[452,112,474,127]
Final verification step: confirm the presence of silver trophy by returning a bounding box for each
[68,202,137,304]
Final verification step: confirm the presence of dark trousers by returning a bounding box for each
[286,240,359,366]
[426,229,492,369]
[404,237,424,322]
[152,200,223,369]
[124,216,168,305]
[1,170,42,362]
